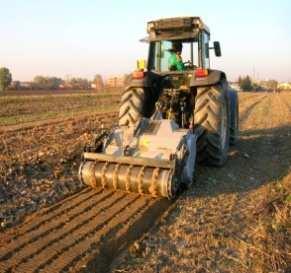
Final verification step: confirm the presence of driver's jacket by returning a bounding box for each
[168,53,185,71]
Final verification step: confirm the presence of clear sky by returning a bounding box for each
[1,0,291,82]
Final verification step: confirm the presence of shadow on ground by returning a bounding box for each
[193,125,291,198]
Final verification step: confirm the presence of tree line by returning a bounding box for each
[0,67,290,92]
[0,67,104,91]
[13,75,103,90]
[31,76,92,90]
[238,75,285,92]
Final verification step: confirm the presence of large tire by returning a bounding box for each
[228,90,239,145]
[118,88,145,126]
[194,82,230,166]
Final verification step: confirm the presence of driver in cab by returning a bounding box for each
[168,41,185,71]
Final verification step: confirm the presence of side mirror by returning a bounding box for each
[213,41,222,57]
[136,59,147,71]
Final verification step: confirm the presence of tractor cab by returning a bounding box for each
[133,17,223,93]
[142,17,221,75]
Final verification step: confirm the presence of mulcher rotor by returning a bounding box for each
[79,119,196,199]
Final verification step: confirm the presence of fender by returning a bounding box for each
[126,78,150,89]
[126,71,162,89]
[190,69,227,88]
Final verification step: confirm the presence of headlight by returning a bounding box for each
[192,18,201,28]
[147,22,155,33]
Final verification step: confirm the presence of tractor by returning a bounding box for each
[79,17,239,198]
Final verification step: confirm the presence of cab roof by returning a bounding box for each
[144,17,210,42]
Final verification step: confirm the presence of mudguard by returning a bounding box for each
[126,71,161,89]
[190,70,226,88]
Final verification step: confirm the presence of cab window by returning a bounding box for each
[150,40,199,72]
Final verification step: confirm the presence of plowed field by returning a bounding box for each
[0,92,290,273]
[0,188,170,273]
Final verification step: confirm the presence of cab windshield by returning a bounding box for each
[149,40,198,72]
[148,33,210,72]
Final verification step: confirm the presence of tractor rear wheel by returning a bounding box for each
[119,87,146,126]
[194,82,230,166]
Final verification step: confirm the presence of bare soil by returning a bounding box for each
[0,89,119,97]
[0,91,119,127]
[0,92,290,273]
[112,92,291,273]
[0,188,170,273]
[0,108,118,228]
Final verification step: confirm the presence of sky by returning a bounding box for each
[0,0,291,82]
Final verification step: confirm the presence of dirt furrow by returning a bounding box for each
[3,187,101,243]
[11,192,134,273]
[238,92,263,105]
[239,94,267,125]
[39,196,151,273]
[0,187,170,273]
[0,189,115,257]
[76,198,170,273]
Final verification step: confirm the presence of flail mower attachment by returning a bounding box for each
[79,118,197,199]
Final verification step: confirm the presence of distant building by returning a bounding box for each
[105,75,128,88]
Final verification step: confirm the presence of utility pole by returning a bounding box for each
[253,65,256,81]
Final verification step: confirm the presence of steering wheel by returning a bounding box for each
[183,61,195,70]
